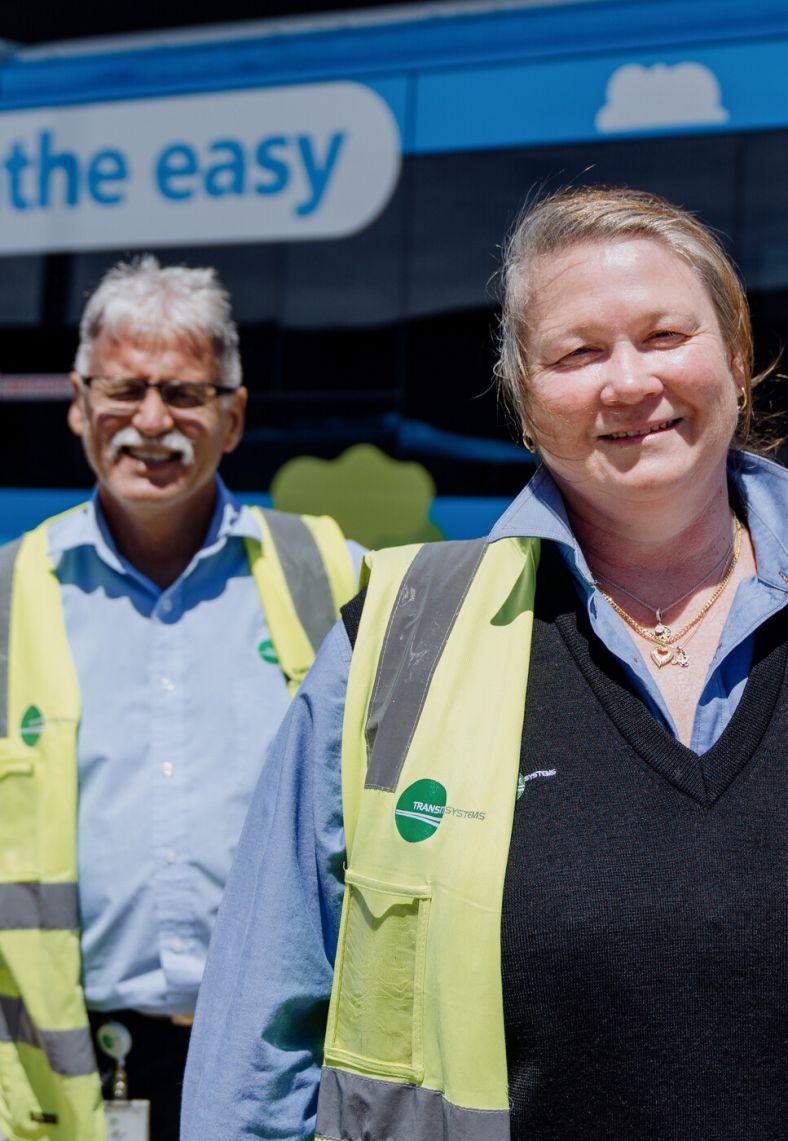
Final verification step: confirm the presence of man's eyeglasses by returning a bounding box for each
[80,375,236,410]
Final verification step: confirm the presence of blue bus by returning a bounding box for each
[0,0,785,505]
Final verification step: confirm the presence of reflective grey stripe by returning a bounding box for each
[0,537,22,739]
[317,1067,510,1141]
[365,539,487,791]
[0,882,79,931]
[0,995,96,1078]
[260,510,336,652]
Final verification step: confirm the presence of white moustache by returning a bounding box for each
[108,426,195,466]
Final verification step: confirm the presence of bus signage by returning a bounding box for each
[0,81,401,254]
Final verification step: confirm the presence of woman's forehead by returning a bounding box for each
[530,235,694,283]
[525,238,710,323]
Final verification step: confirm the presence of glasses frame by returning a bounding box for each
[79,375,237,410]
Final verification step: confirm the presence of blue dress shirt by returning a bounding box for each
[181,453,787,1139]
[47,477,362,1017]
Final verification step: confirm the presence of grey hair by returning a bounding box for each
[74,255,242,387]
[495,186,754,440]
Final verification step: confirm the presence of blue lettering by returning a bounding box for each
[39,130,80,208]
[295,131,345,217]
[254,136,289,196]
[156,143,198,200]
[4,141,32,210]
[205,140,245,197]
[87,149,128,205]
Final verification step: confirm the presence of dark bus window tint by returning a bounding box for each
[740,129,788,290]
[280,180,407,330]
[281,323,401,394]
[548,134,740,242]
[407,153,520,318]
[2,402,89,487]
[407,134,740,322]
[0,256,44,326]
[402,308,531,497]
[404,308,501,436]
[66,244,282,327]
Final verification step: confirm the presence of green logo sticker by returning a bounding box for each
[258,639,279,665]
[395,779,447,843]
[20,704,44,747]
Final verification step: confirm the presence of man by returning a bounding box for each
[0,257,360,1141]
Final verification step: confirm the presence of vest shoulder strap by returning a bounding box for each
[357,539,487,792]
[244,507,356,695]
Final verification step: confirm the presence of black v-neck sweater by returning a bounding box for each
[502,544,787,1139]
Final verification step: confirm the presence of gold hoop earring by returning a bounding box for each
[737,388,749,413]
[522,432,537,453]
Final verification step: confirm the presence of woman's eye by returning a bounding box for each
[648,329,684,343]
[557,346,594,365]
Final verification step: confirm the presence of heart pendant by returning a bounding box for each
[651,645,674,668]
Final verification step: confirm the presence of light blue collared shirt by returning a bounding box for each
[47,477,362,1016]
[181,453,787,1139]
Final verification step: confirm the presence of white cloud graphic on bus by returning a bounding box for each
[596,62,729,133]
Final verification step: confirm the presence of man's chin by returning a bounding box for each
[99,473,192,512]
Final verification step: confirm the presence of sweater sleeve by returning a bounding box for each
[180,621,351,1140]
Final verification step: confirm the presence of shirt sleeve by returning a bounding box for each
[180,620,351,1140]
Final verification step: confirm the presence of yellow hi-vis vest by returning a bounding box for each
[0,505,355,1141]
[317,534,540,1141]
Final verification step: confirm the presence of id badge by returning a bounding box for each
[104,1099,150,1141]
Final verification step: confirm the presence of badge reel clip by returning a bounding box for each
[97,1021,150,1141]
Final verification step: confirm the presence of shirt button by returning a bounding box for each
[164,849,177,864]
[162,761,174,777]
[170,937,184,953]
[161,677,175,692]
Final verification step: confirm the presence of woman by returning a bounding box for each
[181,187,787,1140]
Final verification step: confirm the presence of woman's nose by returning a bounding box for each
[599,343,664,405]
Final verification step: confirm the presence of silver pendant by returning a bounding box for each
[673,647,689,668]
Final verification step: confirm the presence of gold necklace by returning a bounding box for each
[596,518,743,669]
[594,531,735,623]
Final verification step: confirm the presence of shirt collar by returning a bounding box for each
[47,475,261,575]
[486,450,788,592]
[487,463,596,582]
[728,450,788,593]
[199,476,262,550]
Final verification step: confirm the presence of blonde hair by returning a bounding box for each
[496,186,754,439]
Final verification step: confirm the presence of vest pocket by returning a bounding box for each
[0,742,37,881]
[325,870,431,1083]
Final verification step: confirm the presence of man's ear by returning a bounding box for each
[222,385,248,454]
[67,371,86,438]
